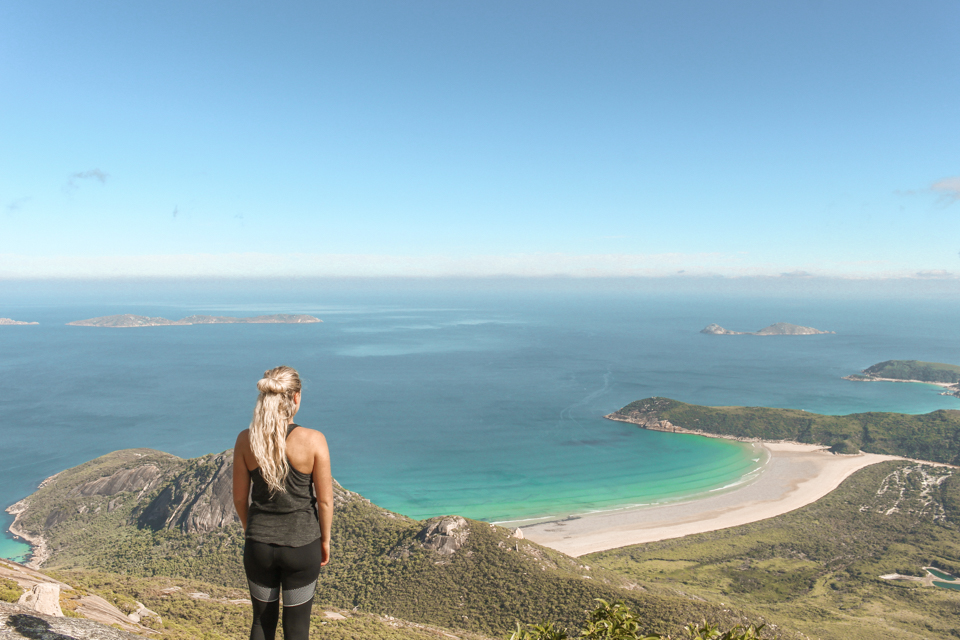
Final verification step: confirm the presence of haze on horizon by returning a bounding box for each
[1,1,958,283]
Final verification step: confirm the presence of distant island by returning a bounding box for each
[0,318,38,325]
[700,321,834,335]
[67,313,321,327]
[845,360,960,398]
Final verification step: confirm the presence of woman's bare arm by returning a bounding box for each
[232,430,251,531]
[311,431,334,566]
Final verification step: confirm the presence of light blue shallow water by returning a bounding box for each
[2,284,958,562]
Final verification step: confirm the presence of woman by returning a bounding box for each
[233,366,333,640]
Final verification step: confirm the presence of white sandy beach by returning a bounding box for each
[521,442,906,557]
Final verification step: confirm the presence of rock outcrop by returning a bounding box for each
[136,451,238,533]
[16,583,63,617]
[416,516,470,555]
[0,602,144,639]
[0,559,151,634]
[0,318,38,325]
[70,465,163,498]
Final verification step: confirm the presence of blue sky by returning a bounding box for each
[1,1,958,279]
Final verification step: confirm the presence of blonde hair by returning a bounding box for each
[249,365,302,494]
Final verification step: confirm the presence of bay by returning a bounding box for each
[2,282,958,562]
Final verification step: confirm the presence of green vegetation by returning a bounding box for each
[0,576,22,603]
[862,360,960,384]
[611,397,960,464]
[50,570,498,640]
[510,600,766,640]
[587,461,960,640]
[17,448,784,638]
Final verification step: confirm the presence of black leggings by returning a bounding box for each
[243,537,324,640]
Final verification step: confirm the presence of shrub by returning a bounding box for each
[0,578,23,603]
[511,600,767,640]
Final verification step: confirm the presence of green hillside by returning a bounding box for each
[587,461,960,640]
[11,448,782,638]
[860,360,960,384]
[609,397,960,462]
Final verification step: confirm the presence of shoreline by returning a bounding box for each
[843,375,960,397]
[521,440,907,557]
[4,499,48,569]
[491,441,772,528]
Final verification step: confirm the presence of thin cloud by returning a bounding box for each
[6,197,30,212]
[931,176,960,205]
[66,169,109,191]
[172,205,179,218]
[915,270,953,279]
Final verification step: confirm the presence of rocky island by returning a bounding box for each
[845,359,960,398]
[67,313,321,327]
[0,318,38,325]
[700,321,833,335]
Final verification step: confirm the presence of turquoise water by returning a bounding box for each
[927,568,959,581]
[933,581,960,591]
[2,284,959,562]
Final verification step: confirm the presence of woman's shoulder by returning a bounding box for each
[288,425,329,458]
[289,424,327,445]
[234,428,251,451]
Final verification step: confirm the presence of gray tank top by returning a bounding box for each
[245,424,323,547]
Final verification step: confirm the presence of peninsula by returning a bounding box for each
[604,396,960,460]
[844,359,960,398]
[701,321,833,335]
[67,313,321,327]
[0,318,38,325]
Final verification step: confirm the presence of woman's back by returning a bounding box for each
[244,424,323,547]
[232,365,333,640]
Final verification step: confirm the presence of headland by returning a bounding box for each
[844,359,960,398]
[0,318,38,325]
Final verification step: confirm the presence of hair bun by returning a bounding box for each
[258,377,286,395]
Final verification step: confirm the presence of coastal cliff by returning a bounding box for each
[701,322,833,335]
[67,314,321,327]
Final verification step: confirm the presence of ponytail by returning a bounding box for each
[248,366,302,494]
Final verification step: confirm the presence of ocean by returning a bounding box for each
[2,281,958,562]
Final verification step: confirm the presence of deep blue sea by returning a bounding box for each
[2,281,958,562]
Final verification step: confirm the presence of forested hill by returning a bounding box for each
[608,398,960,463]
[7,448,778,638]
[856,360,960,384]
